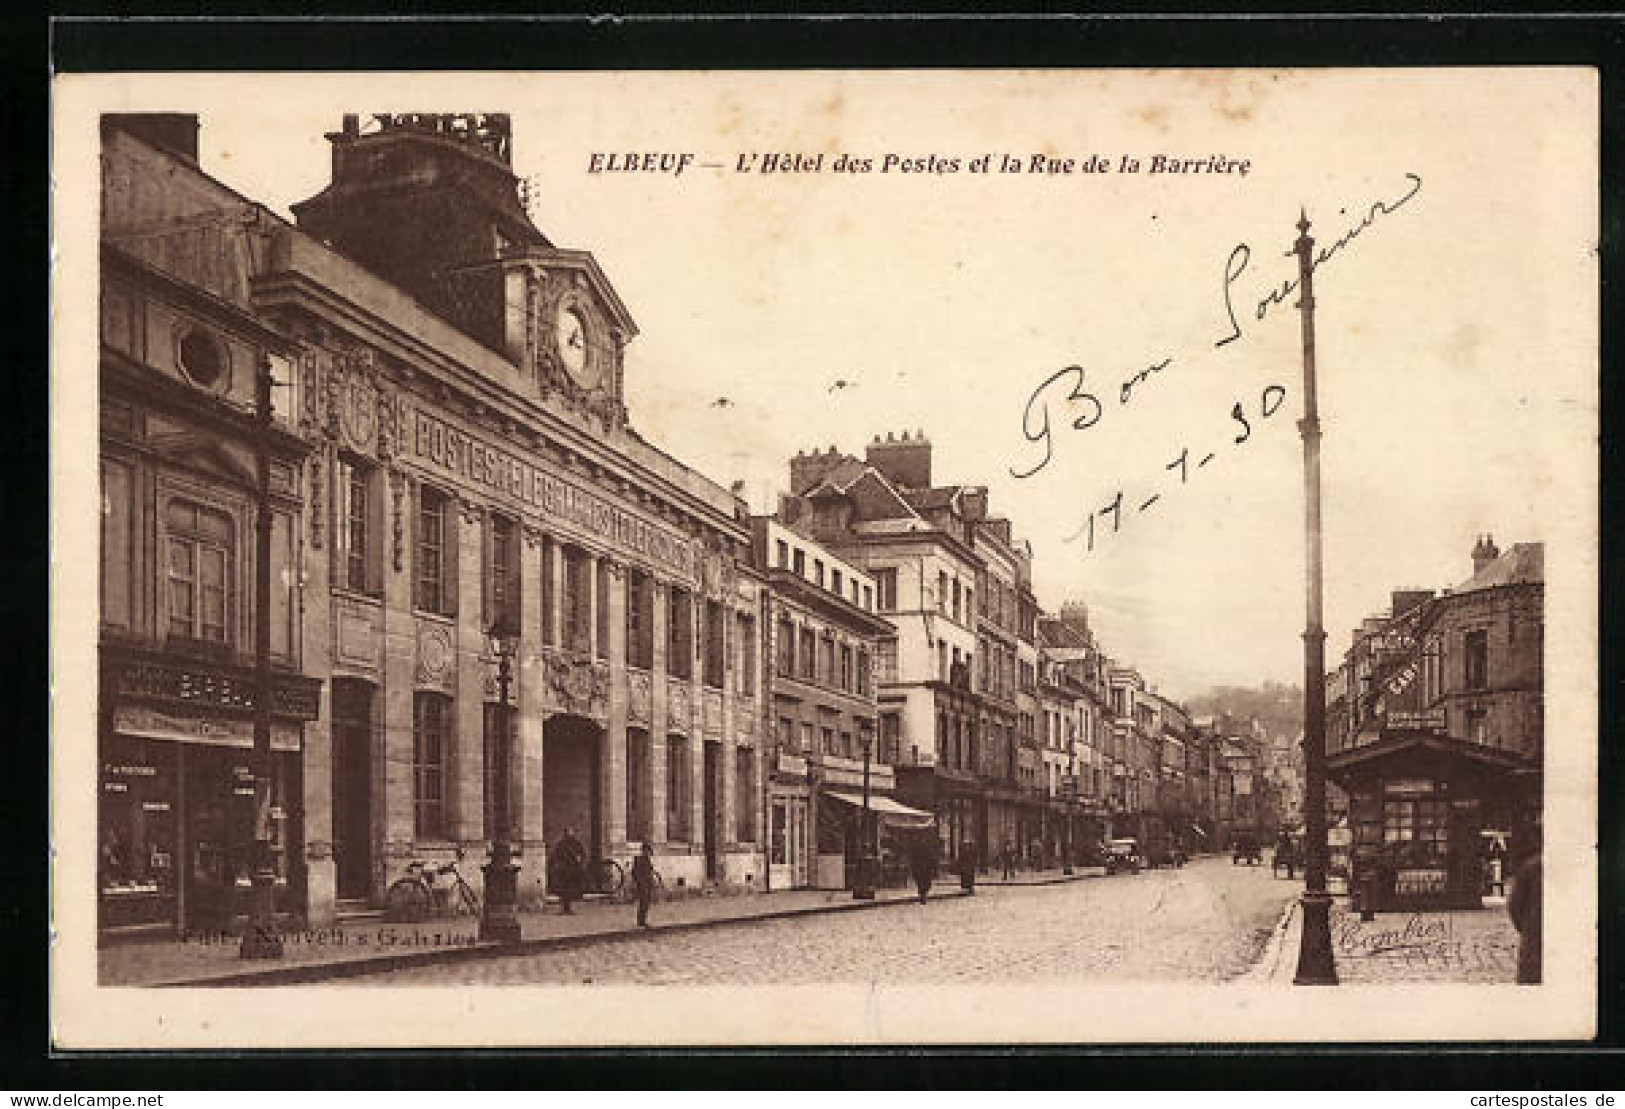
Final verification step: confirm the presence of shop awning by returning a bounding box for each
[824,791,935,829]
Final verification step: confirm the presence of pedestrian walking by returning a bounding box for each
[958,838,978,895]
[631,841,657,928]
[908,833,937,905]
[1000,841,1015,880]
[1508,825,1542,985]
[548,826,587,916]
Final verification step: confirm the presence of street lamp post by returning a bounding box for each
[853,731,876,900]
[481,614,523,944]
[241,356,283,960]
[1293,209,1339,986]
[1063,761,1076,875]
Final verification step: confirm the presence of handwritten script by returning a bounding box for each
[1011,173,1425,483]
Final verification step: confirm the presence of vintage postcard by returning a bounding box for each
[51,68,1597,1048]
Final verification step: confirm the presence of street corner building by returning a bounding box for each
[95,112,770,940]
[1325,537,1544,913]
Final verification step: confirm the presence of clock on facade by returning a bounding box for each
[555,304,597,389]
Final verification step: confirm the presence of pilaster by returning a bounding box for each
[605,559,629,851]
[454,500,487,842]
[650,580,669,844]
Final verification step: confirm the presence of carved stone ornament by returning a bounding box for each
[667,678,692,732]
[545,649,608,720]
[415,620,454,689]
[390,469,407,572]
[308,449,325,550]
[627,669,652,728]
[703,689,724,735]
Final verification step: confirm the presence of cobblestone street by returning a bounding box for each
[345,857,1298,987]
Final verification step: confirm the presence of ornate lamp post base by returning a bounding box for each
[1293,891,1339,984]
[480,846,523,944]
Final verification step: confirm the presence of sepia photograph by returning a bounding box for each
[50,67,1598,1049]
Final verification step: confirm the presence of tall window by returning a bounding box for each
[821,636,836,686]
[776,539,789,568]
[875,568,897,611]
[668,588,694,680]
[936,711,948,761]
[777,616,795,678]
[563,548,594,654]
[166,500,233,643]
[938,571,948,613]
[799,627,816,682]
[413,693,450,839]
[863,585,873,611]
[792,548,805,576]
[486,513,518,630]
[625,568,654,669]
[814,559,825,588]
[703,600,725,688]
[778,716,795,752]
[736,612,756,695]
[336,455,376,594]
[666,737,691,841]
[839,644,853,691]
[822,726,836,756]
[627,730,652,843]
[952,579,962,622]
[881,713,900,764]
[735,747,756,842]
[540,538,556,646]
[857,649,870,696]
[101,459,135,630]
[415,485,453,616]
[831,569,843,597]
[1465,629,1489,690]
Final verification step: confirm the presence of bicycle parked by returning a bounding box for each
[385,846,482,922]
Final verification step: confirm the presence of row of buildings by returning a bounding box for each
[1323,536,1544,911]
[95,110,1300,939]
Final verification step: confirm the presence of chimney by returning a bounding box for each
[1472,534,1501,575]
[865,429,933,490]
[101,113,200,164]
[789,445,849,496]
[1390,588,1433,617]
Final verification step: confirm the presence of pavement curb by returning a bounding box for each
[1246,896,1300,984]
[157,887,975,988]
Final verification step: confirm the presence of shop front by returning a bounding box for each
[767,751,812,891]
[1330,727,1530,913]
[99,650,321,940]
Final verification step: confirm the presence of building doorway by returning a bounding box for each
[331,678,374,903]
[543,714,602,863]
[702,740,721,881]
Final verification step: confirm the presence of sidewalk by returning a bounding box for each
[980,864,1106,886]
[100,882,977,988]
[1249,893,1522,985]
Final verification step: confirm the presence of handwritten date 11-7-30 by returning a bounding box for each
[1071,383,1287,552]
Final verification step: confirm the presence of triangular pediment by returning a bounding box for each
[536,249,638,339]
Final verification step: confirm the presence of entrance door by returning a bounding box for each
[791,798,809,888]
[331,680,373,902]
[702,741,721,881]
[543,715,602,862]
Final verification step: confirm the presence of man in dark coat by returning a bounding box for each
[908,832,938,904]
[631,841,657,928]
[958,838,978,895]
[1508,827,1542,985]
[549,826,588,916]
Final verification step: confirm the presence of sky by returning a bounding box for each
[107,69,1595,700]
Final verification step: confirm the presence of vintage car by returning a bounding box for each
[1232,835,1263,865]
[1104,838,1144,875]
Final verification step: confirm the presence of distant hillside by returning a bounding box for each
[1186,682,1303,740]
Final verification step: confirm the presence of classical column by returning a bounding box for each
[300,443,337,923]
[719,606,737,873]
[605,559,629,852]
[518,526,545,892]
[380,471,418,894]
[454,501,487,843]
[585,551,600,659]
[649,581,669,845]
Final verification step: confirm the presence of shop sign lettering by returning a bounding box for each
[113,706,301,752]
